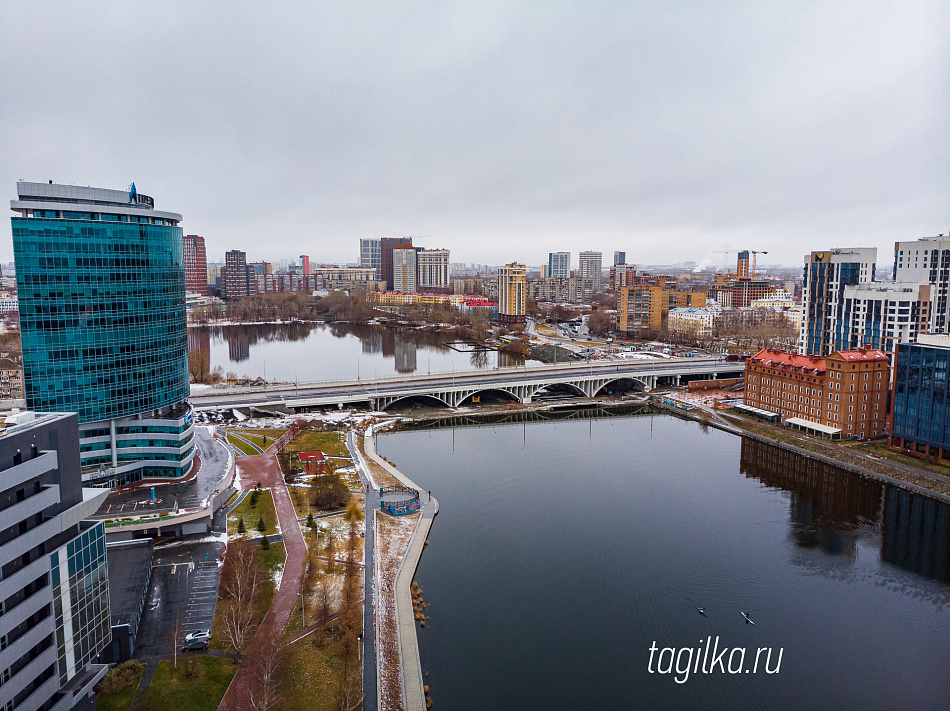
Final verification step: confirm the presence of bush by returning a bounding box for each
[310,473,351,510]
[98,660,146,694]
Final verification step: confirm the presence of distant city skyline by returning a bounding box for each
[3,3,948,267]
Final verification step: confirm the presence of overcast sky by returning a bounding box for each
[3,1,948,269]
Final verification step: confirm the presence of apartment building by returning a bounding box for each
[616,283,706,335]
[417,249,450,289]
[498,263,527,325]
[0,411,112,709]
[548,252,570,280]
[578,251,603,294]
[799,248,877,355]
[893,235,950,332]
[744,347,889,439]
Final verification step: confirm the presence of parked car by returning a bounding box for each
[185,630,211,642]
[182,638,209,652]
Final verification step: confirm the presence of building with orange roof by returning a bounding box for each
[744,346,889,439]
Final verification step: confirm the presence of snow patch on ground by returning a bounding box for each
[190,383,214,395]
[231,408,247,421]
[155,531,228,549]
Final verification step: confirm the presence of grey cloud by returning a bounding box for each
[2,1,948,267]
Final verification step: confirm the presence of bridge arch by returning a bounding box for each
[529,382,587,401]
[594,377,649,396]
[457,388,520,407]
[380,394,453,411]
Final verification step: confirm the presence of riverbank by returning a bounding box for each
[648,396,950,505]
[352,426,438,711]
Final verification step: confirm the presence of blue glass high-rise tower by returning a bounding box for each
[10,181,194,486]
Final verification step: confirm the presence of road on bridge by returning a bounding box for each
[189,357,744,410]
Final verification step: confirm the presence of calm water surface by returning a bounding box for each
[378,412,950,710]
[188,323,536,382]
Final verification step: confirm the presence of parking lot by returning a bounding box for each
[134,538,225,659]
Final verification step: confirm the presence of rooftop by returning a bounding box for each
[12,181,181,223]
[105,540,154,630]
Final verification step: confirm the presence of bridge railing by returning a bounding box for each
[189,357,740,399]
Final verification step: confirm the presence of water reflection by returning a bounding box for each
[190,322,530,382]
[740,437,950,585]
[883,486,950,582]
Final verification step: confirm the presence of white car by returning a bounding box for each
[185,630,211,642]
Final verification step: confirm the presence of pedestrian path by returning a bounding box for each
[347,430,379,711]
[217,442,306,711]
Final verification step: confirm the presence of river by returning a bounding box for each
[377,409,950,710]
[188,322,536,383]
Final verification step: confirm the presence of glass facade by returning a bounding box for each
[50,522,110,686]
[12,218,189,421]
[893,342,950,449]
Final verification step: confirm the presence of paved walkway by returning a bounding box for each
[347,430,379,711]
[217,440,307,711]
[362,432,438,711]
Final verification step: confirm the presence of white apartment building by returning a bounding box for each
[840,282,933,358]
[392,248,417,293]
[578,251,603,293]
[417,249,450,289]
[893,235,950,332]
[668,307,722,338]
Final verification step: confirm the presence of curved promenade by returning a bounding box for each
[356,427,438,711]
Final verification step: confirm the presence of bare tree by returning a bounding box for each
[220,600,255,655]
[219,541,267,653]
[188,349,210,383]
[250,641,283,711]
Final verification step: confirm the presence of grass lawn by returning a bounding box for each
[853,442,950,475]
[95,661,146,711]
[139,655,236,711]
[226,434,259,456]
[227,490,278,536]
[238,427,287,439]
[278,630,361,711]
[285,429,347,458]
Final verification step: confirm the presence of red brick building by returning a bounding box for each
[183,234,208,295]
[744,347,889,439]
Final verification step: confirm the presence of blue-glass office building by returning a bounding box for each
[892,337,950,463]
[10,182,194,485]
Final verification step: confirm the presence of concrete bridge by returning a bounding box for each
[189,358,744,414]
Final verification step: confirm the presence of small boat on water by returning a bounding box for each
[695,605,707,617]
[741,611,755,626]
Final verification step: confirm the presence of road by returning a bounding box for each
[101,426,232,512]
[190,357,744,410]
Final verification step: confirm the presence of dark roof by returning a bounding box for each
[106,540,154,630]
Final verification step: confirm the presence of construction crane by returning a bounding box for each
[713,250,768,278]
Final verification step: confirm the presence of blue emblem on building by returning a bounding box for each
[129,182,137,202]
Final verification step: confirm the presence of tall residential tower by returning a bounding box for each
[182,235,208,295]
